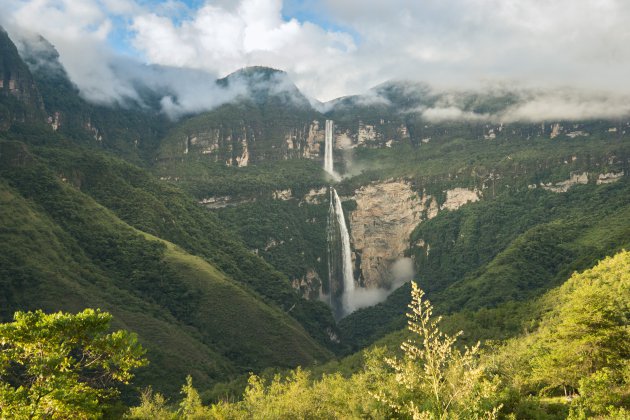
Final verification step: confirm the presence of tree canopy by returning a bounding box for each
[0,308,147,419]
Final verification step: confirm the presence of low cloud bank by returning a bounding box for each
[8,26,309,120]
[7,24,630,123]
[500,92,630,122]
[405,87,630,123]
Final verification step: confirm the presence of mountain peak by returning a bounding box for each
[217,66,311,109]
[223,66,287,80]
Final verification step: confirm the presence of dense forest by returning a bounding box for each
[2,252,628,418]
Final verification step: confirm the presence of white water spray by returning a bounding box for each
[324,120,337,178]
[329,187,355,315]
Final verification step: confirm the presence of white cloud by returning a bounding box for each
[500,91,630,122]
[1,0,251,114]
[2,0,630,108]
[2,0,138,103]
[129,0,356,100]
[422,107,491,122]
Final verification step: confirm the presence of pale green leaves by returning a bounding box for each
[0,308,147,419]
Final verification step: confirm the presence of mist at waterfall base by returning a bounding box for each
[323,121,414,317]
[344,257,415,315]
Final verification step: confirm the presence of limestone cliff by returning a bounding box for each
[597,171,624,184]
[540,172,589,193]
[349,180,437,288]
[164,117,328,165]
[348,181,487,288]
[441,188,480,211]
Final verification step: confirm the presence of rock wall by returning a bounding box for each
[441,188,480,211]
[540,172,589,193]
[171,119,331,165]
[349,180,438,288]
[597,171,624,185]
[348,181,486,288]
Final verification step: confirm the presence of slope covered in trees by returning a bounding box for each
[117,251,629,418]
[0,139,332,396]
[339,179,630,351]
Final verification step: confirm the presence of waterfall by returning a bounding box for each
[327,187,355,317]
[324,120,335,177]
[333,188,355,298]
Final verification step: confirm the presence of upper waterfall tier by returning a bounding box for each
[324,120,335,177]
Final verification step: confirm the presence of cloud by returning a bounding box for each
[421,107,491,122]
[412,88,630,123]
[1,1,260,117]
[343,257,415,315]
[3,0,630,108]
[110,59,247,118]
[2,0,137,104]
[319,0,630,96]
[500,91,630,122]
[129,0,357,100]
[348,83,630,122]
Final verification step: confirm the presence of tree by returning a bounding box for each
[529,252,630,397]
[125,387,176,420]
[178,375,210,419]
[376,282,502,419]
[0,308,147,419]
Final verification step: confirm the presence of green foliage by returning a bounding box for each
[30,145,337,352]
[0,309,146,419]
[21,37,171,164]
[494,251,630,417]
[217,197,329,295]
[144,349,393,419]
[376,282,502,419]
[124,258,628,418]
[0,144,332,397]
[125,387,177,420]
[178,376,208,419]
[341,180,630,351]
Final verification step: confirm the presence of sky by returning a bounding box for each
[2,0,630,107]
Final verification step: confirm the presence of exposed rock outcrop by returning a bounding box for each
[441,188,481,211]
[303,187,327,204]
[541,172,589,193]
[347,182,486,288]
[597,171,624,185]
[0,28,45,129]
[273,189,292,200]
[357,121,378,145]
[304,120,323,158]
[291,269,322,300]
[198,195,255,209]
[349,180,438,288]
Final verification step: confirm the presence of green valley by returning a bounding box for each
[0,22,629,419]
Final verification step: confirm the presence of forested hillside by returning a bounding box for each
[120,251,630,419]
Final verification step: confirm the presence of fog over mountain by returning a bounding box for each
[3,0,630,119]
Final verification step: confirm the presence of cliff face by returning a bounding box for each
[347,181,487,289]
[441,188,480,210]
[172,118,325,166]
[349,181,435,288]
[0,28,45,129]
